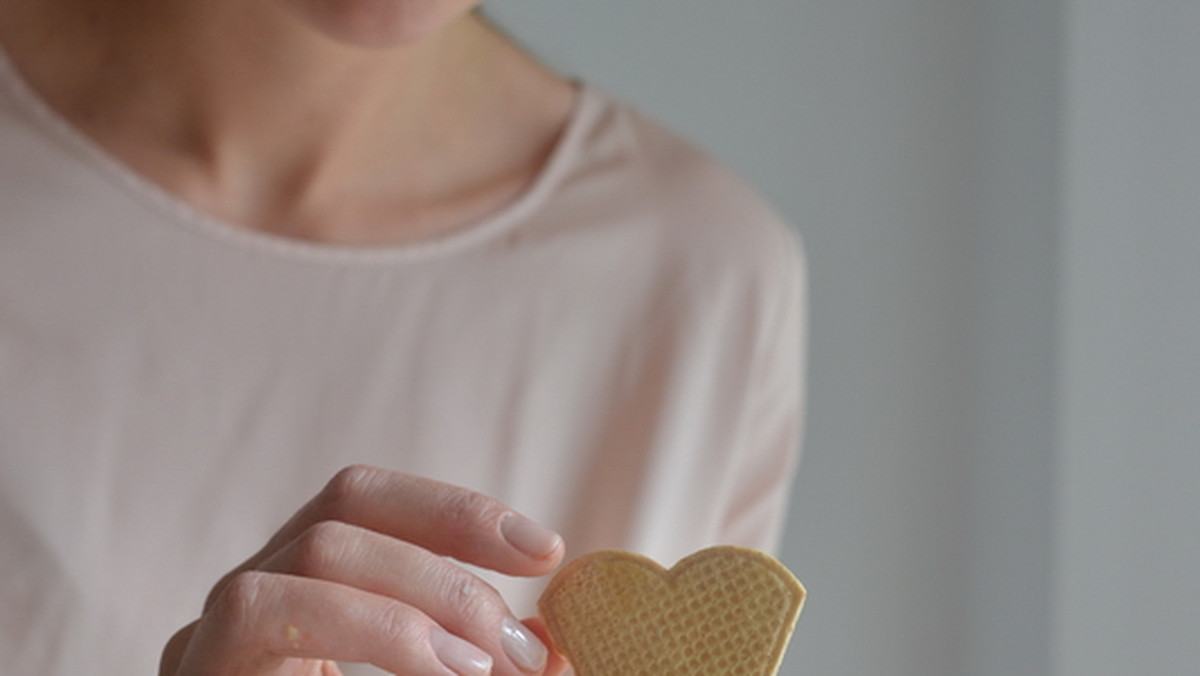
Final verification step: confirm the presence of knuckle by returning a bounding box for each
[319,465,376,517]
[435,488,503,536]
[375,601,427,648]
[212,570,272,625]
[438,569,503,627]
[290,520,357,577]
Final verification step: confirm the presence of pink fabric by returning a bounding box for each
[0,44,806,675]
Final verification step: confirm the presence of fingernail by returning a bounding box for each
[501,616,548,673]
[500,513,561,559]
[431,628,493,676]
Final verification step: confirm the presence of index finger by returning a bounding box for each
[215,466,563,603]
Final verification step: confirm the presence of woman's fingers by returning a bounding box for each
[520,617,572,676]
[205,465,563,614]
[172,467,565,675]
[255,520,550,675]
[249,466,563,577]
[181,571,493,676]
[159,621,199,676]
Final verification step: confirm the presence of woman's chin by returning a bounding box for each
[286,0,480,49]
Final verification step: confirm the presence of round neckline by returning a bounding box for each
[0,38,595,265]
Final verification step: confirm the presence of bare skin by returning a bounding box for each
[159,466,571,675]
[0,1,578,673]
[0,0,577,245]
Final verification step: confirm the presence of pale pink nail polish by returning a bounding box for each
[431,628,492,676]
[501,616,548,673]
[501,512,562,559]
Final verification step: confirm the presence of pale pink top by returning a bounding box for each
[0,43,806,675]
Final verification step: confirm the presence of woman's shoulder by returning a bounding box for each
[556,84,804,283]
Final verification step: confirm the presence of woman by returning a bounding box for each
[0,1,805,675]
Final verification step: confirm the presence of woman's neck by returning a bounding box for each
[0,0,576,244]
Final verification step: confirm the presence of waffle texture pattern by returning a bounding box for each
[538,546,805,676]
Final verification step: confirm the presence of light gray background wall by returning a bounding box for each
[1056,3,1200,674]
[485,2,1200,675]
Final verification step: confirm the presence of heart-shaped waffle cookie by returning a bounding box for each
[538,546,805,676]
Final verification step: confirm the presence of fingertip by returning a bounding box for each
[520,617,571,676]
[430,628,493,676]
[521,616,553,652]
[500,513,563,562]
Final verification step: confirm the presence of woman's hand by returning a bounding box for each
[159,465,570,676]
